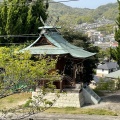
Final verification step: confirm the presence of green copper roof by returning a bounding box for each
[20,26,95,58]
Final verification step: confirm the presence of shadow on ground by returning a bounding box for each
[102,95,120,103]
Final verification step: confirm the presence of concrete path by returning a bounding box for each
[0,112,119,120]
[26,113,120,120]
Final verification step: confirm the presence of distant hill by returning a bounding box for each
[92,3,118,20]
[0,0,118,25]
[48,2,118,25]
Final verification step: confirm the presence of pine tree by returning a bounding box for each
[111,0,120,65]
[0,1,8,43]
[0,0,47,44]
[115,0,120,45]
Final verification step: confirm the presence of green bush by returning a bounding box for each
[96,78,116,91]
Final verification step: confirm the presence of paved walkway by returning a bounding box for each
[26,113,120,120]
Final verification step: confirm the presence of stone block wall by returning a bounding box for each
[32,89,85,108]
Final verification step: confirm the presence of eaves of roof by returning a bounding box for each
[20,29,96,58]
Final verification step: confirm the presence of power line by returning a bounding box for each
[0,0,79,3]
[0,34,38,38]
[49,0,79,3]
[0,0,79,6]
[0,43,29,45]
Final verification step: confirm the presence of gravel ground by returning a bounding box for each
[26,113,120,120]
[1,113,119,120]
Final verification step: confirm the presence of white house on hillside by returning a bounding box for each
[96,62,119,77]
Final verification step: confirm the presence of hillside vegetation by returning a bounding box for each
[0,0,118,25]
[48,1,118,25]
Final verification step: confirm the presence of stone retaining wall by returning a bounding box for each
[32,89,85,108]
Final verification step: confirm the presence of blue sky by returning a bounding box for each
[54,0,117,9]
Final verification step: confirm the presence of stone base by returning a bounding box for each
[32,89,85,108]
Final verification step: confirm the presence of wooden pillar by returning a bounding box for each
[43,80,45,87]
[73,64,76,86]
[60,80,62,92]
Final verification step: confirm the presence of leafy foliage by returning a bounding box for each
[116,78,120,89]
[0,0,47,44]
[111,46,120,65]
[0,46,60,119]
[96,24,115,35]
[95,78,116,91]
[0,46,58,97]
[111,0,120,66]
[115,0,120,44]
[95,77,120,91]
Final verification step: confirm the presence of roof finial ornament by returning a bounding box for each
[39,16,47,34]
[40,16,46,26]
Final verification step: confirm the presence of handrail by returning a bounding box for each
[85,86,101,101]
[62,74,75,87]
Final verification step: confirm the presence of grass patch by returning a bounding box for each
[0,93,119,116]
[45,107,118,116]
[0,92,32,110]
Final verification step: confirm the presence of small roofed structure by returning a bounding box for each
[96,62,119,77]
[105,70,120,79]
[105,70,120,90]
[20,26,96,91]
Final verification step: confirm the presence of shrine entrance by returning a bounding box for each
[55,56,84,89]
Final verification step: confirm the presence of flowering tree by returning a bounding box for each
[0,46,59,119]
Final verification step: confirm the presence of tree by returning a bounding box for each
[0,46,59,95]
[0,46,59,119]
[111,0,120,65]
[0,0,47,44]
[0,1,8,43]
[115,0,120,45]
[98,48,112,62]
[95,78,116,91]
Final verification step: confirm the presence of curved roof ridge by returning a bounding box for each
[26,35,41,48]
[46,32,84,49]
[20,26,96,58]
